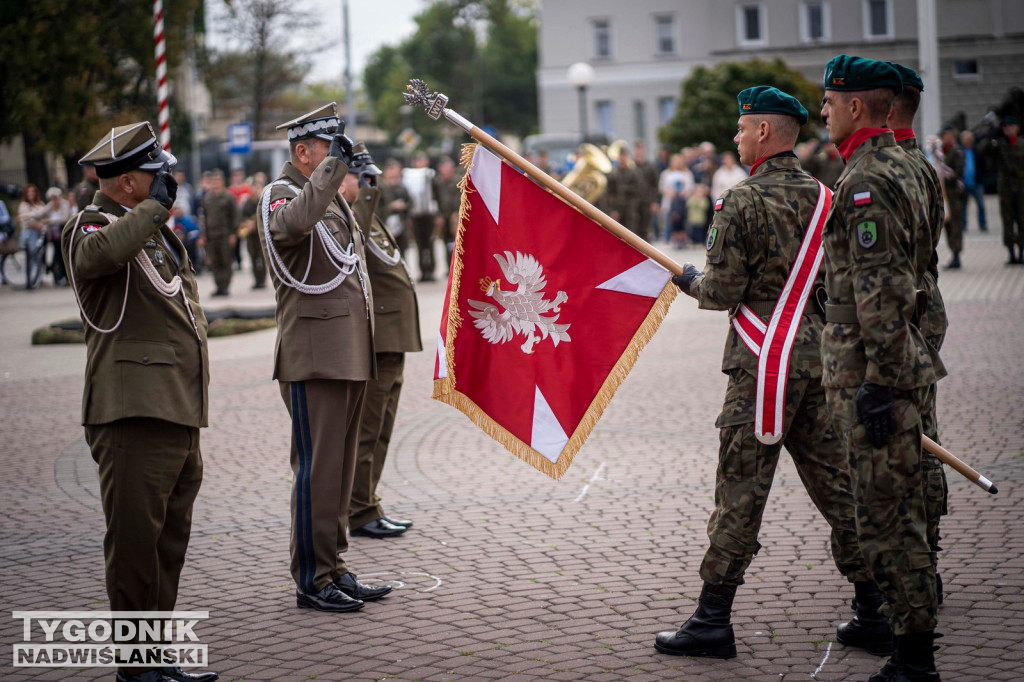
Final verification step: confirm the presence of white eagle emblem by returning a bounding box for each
[467,251,571,354]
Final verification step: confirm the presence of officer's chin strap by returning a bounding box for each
[260,180,370,315]
[66,210,202,342]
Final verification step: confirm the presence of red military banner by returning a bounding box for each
[433,144,676,479]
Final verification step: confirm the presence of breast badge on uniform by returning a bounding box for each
[706,226,719,251]
[153,250,166,266]
[857,221,877,248]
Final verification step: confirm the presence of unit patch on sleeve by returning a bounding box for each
[270,198,287,212]
[856,221,877,248]
[706,226,719,251]
[81,224,101,235]
[853,191,872,207]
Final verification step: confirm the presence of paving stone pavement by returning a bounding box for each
[1,204,1022,681]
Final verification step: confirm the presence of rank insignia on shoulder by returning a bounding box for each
[270,198,287,211]
[853,191,872,207]
[857,221,877,248]
[714,198,724,211]
[706,226,719,251]
[81,224,101,235]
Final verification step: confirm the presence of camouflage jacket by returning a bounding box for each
[692,152,827,378]
[898,137,949,357]
[985,136,1024,191]
[821,131,942,389]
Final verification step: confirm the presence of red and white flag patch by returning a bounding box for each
[81,224,101,235]
[853,191,872,207]
[714,198,725,211]
[269,198,287,212]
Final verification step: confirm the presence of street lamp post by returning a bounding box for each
[567,62,595,142]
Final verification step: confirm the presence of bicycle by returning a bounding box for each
[2,230,45,289]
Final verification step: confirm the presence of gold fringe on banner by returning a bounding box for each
[431,141,679,479]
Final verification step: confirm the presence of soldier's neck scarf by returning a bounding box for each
[837,127,889,163]
[892,128,916,143]
[748,150,797,176]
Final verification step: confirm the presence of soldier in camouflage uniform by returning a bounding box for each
[938,127,965,269]
[655,86,877,660]
[888,62,950,608]
[633,140,661,240]
[819,56,943,682]
[984,116,1024,264]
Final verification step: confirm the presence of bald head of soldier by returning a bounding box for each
[886,62,924,130]
[820,55,903,146]
[732,86,808,167]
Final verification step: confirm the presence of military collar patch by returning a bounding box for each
[857,221,877,248]
[853,191,872,207]
[714,198,724,211]
[706,226,719,251]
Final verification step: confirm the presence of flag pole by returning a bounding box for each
[922,435,998,494]
[403,79,683,276]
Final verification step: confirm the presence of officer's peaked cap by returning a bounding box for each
[347,142,381,177]
[277,102,341,142]
[79,122,177,179]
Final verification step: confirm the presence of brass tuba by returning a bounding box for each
[562,142,613,203]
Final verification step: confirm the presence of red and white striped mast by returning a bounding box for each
[154,0,170,153]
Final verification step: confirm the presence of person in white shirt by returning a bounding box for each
[711,151,749,200]
[659,153,694,243]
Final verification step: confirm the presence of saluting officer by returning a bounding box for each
[256,103,391,613]
[340,143,423,540]
[887,62,951,607]
[63,122,217,682]
[819,56,943,681]
[656,87,878,659]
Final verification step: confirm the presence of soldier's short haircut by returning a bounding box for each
[208,168,224,180]
[838,88,896,126]
[289,136,325,159]
[892,86,922,122]
[758,113,801,145]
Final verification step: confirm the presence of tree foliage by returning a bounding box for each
[363,0,538,146]
[203,0,310,139]
[0,0,200,185]
[660,59,822,153]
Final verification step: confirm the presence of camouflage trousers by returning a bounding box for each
[700,369,871,586]
[944,186,964,254]
[921,332,949,558]
[826,385,938,636]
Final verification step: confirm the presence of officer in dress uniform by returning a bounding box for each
[256,103,391,613]
[340,143,424,540]
[887,62,950,608]
[63,122,217,682]
[656,87,879,660]
[819,56,943,682]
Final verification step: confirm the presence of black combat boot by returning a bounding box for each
[1007,247,1019,265]
[869,631,940,681]
[654,582,737,658]
[944,253,960,269]
[836,581,895,655]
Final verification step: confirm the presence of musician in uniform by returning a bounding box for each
[633,140,661,241]
[887,62,950,607]
[819,56,943,681]
[341,143,424,540]
[256,103,391,613]
[656,87,877,659]
[63,122,217,682]
[405,150,438,281]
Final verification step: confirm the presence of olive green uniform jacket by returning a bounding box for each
[62,193,210,427]
[257,158,375,382]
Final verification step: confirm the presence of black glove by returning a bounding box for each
[856,381,896,448]
[148,171,178,211]
[671,263,702,298]
[328,126,355,166]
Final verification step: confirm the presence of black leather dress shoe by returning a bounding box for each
[334,572,392,601]
[351,518,407,538]
[116,671,175,682]
[381,514,413,529]
[296,583,365,612]
[160,667,219,682]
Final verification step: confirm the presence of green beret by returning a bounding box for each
[823,55,903,94]
[888,62,924,91]
[737,86,809,126]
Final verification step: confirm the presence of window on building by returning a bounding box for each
[953,59,981,81]
[737,4,766,46]
[863,0,892,39]
[596,100,615,138]
[658,97,677,125]
[593,19,611,58]
[800,2,830,43]
[634,100,647,141]
[655,15,675,55]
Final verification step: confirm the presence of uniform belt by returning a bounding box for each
[741,299,823,319]
[825,303,859,324]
